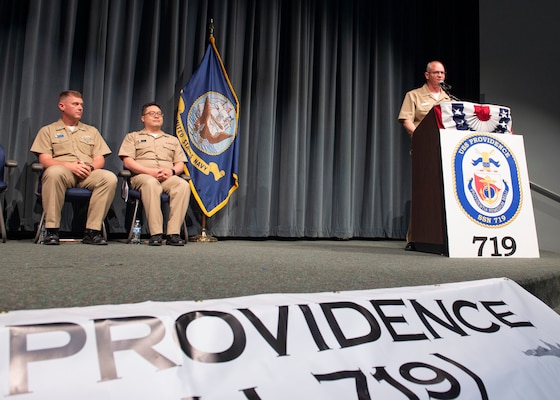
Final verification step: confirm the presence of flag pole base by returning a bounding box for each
[189,229,218,243]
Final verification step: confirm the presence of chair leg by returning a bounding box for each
[0,198,6,243]
[34,212,46,243]
[127,200,140,243]
[182,218,188,243]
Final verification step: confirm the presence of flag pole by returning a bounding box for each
[189,18,218,243]
[189,214,217,243]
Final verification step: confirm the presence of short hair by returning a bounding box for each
[426,61,445,72]
[58,90,83,102]
[141,102,161,116]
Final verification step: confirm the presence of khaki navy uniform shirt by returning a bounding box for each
[118,130,187,171]
[30,119,111,161]
[398,83,451,128]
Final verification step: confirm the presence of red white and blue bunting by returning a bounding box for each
[434,102,513,134]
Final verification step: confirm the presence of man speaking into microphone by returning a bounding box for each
[398,60,451,138]
[397,60,451,251]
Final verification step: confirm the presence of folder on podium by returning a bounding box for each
[409,101,539,258]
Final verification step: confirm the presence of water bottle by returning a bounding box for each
[131,219,142,244]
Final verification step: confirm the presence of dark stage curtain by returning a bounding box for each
[0,0,479,238]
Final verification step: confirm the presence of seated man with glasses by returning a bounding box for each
[118,102,191,246]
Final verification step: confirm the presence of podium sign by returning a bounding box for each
[410,102,539,257]
[440,130,539,258]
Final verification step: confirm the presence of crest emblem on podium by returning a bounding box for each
[452,134,522,227]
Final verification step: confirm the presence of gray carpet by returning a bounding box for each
[2,238,560,313]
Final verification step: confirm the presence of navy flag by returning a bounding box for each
[176,37,239,217]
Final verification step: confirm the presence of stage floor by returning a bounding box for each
[1,238,559,313]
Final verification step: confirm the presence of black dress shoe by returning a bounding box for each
[149,234,163,246]
[404,242,416,251]
[82,230,108,245]
[166,234,184,246]
[43,232,60,245]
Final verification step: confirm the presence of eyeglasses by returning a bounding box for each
[143,111,164,117]
[428,71,446,75]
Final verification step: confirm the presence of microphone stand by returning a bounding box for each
[444,89,460,101]
[439,82,460,101]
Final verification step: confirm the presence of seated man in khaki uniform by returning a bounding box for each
[118,102,191,246]
[30,90,118,245]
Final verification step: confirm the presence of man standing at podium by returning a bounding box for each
[398,61,450,137]
[398,60,451,250]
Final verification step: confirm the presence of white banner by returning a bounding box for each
[1,278,559,399]
[440,130,539,258]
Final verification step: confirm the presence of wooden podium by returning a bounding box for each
[409,102,539,258]
[409,107,447,254]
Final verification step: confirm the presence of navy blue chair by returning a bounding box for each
[0,145,18,242]
[119,169,189,243]
[32,163,107,243]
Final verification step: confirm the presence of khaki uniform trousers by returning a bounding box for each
[42,165,117,230]
[130,174,191,235]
